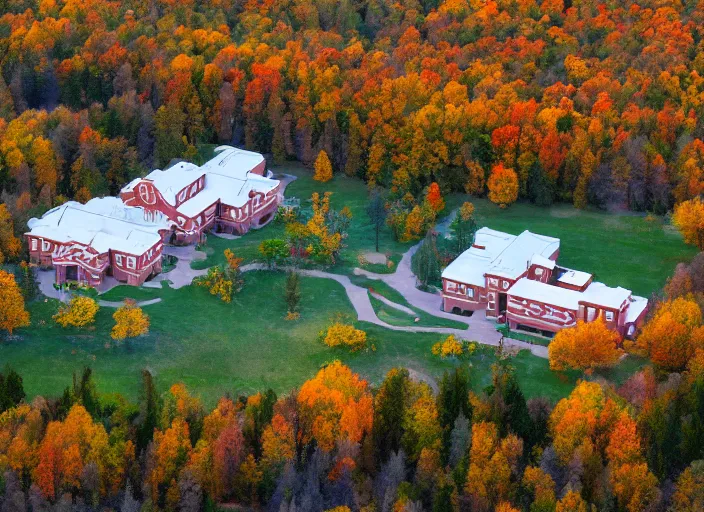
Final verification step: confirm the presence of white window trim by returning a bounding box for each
[605,311,614,322]
[115,254,123,266]
[467,288,475,299]
[42,240,51,251]
[31,239,37,251]
[502,281,509,290]
[126,256,136,269]
[535,267,543,276]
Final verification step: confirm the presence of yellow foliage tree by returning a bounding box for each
[672,197,704,250]
[313,150,333,182]
[487,164,519,208]
[53,296,99,328]
[0,269,30,335]
[548,320,623,372]
[0,204,21,265]
[431,335,477,359]
[322,323,367,351]
[111,299,150,341]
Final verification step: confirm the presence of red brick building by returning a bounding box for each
[120,146,281,244]
[25,146,281,287]
[441,228,648,338]
[25,197,169,287]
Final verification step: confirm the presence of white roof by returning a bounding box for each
[557,268,592,288]
[530,253,556,270]
[442,228,560,285]
[441,228,515,286]
[508,278,583,310]
[508,278,633,311]
[625,295,648,323]
[581,282,631,309]
[122,162,204,205]
[26,197,168,255]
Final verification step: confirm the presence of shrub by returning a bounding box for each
[322,323,367,351]
[432,335,477,359]
[259,239,290,267]
[53,296,100,328]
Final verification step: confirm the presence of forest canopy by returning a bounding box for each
[1,0,704,222]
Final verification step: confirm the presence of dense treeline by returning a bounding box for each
[3,0,704,228]
[1,352,704,511]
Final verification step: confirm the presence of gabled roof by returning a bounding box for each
[26,197,168,256]
[441,228,560,285]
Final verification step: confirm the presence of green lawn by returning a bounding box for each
[463,197,696,297]
[194,163,414,272]
[4,271,586,406]
[198,164,695,297]
[2,162,694,407]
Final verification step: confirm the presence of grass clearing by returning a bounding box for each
[2,162,693,407]
[5,271,586,406]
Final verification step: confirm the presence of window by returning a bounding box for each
[627,325,635,336]
[178,189,187,203]
[502,281,510,290]
[126,256,136,269]
[605,311,614,322]
[467,288,475,299]
[489,278,498,287]
[445,281,457,292]
[115,254,123,266]
[458,284,466,294]
[535,268,543,276]
[42,240,51,251]
[31,238,37,251]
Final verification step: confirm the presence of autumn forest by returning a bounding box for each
[2,0,704,510]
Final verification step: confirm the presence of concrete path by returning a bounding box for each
[97,298,162,308]
[152,245,208,289]
[240,264,548,358]
[370,291,416,316]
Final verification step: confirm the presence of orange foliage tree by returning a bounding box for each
[34,404,128,501]
[0,269,30,335]
[548,320,623,372]
[297,361,373,452]
[313,150,333,182]
[628,296,704,371]
[487,164,519,208]
[425,182,445,213]
[110,299,150,341]
[465,421,523,508]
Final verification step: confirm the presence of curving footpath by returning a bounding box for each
[240,262,548,359]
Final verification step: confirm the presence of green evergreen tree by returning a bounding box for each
[366,187,388,253]
[373,368,411,463]
[437,367,472,463]
[412,231,441,290]
[284,271,301,314]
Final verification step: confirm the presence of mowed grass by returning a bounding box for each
[194,163,414,272]
[2,163,692,407]
[463,197,697,296]
[200,163,694,297]
[4,271,584,406]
